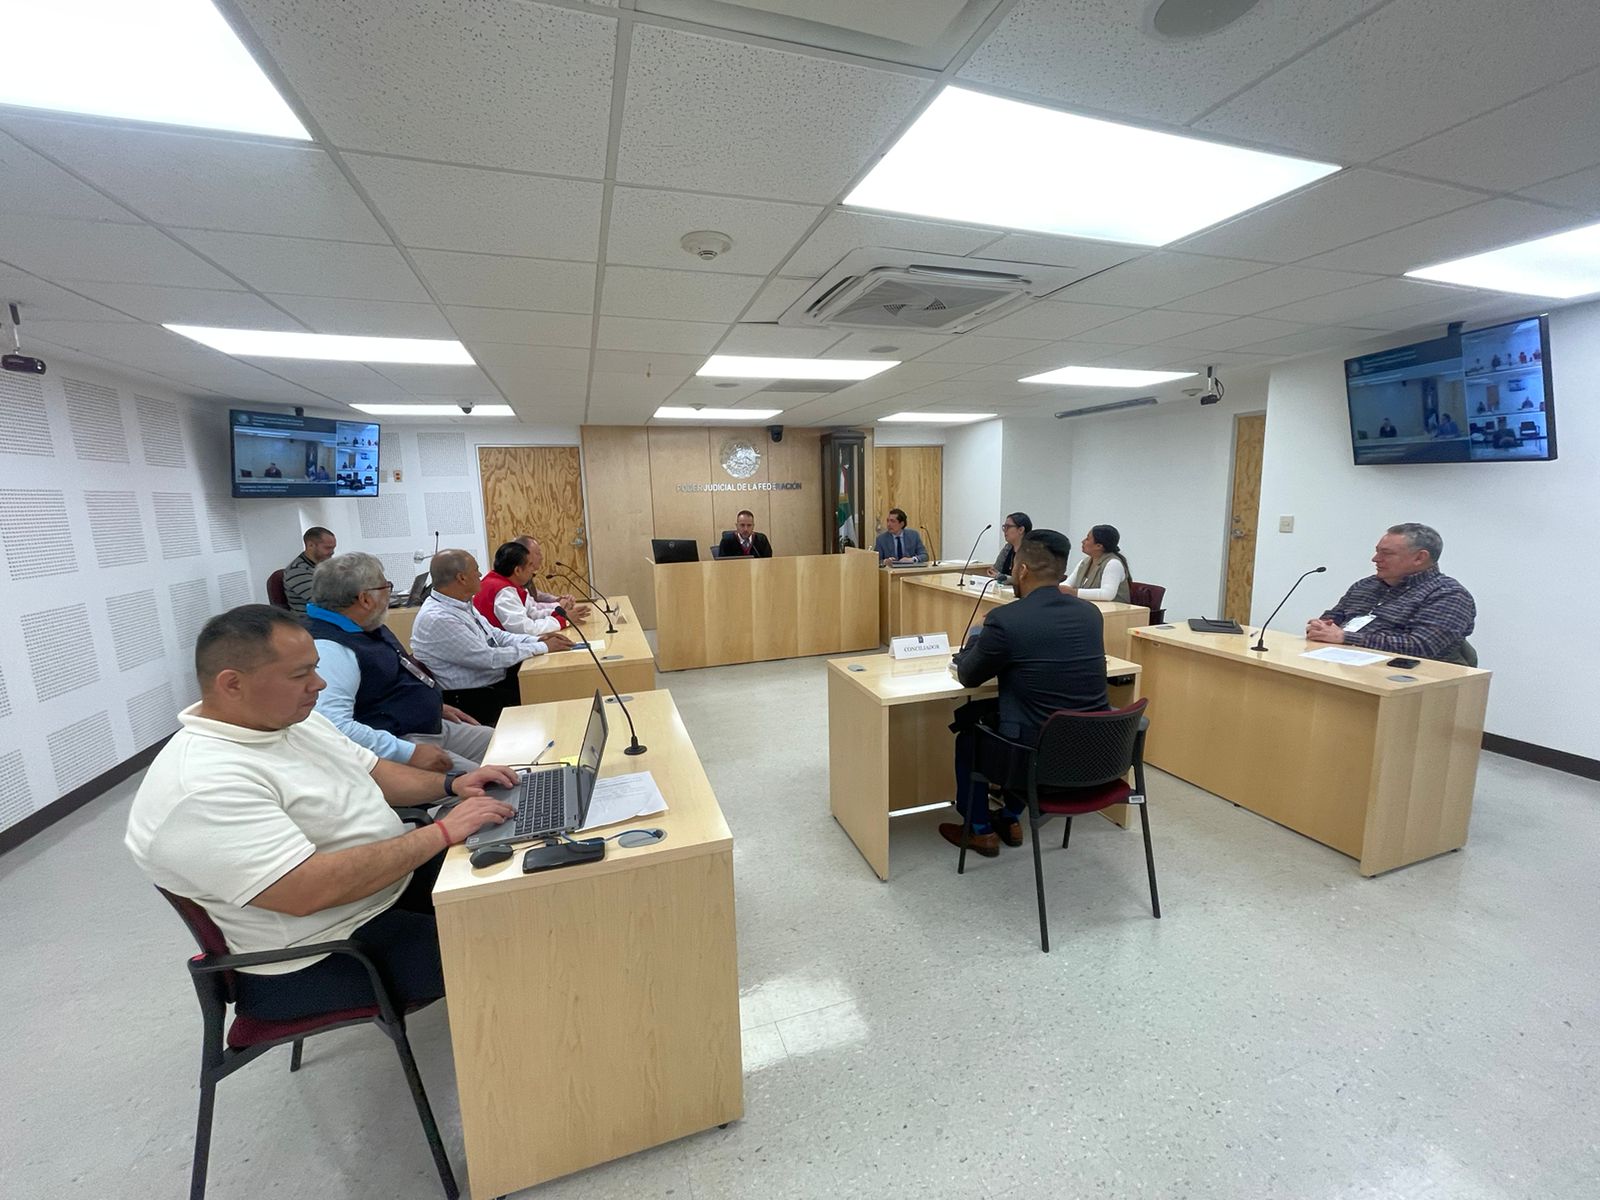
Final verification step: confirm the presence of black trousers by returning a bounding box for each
[441,664,522,726]
[233,851,447,1021]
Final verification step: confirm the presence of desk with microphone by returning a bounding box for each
[1251,566,1327,652]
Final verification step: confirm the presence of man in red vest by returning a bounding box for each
[473,542,581,636]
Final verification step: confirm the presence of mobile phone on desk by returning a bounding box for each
[1386,657,1421,668]
[522,839,605,873]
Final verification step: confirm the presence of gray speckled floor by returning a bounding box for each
[3,652,1597,1199]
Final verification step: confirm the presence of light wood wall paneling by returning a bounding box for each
[648,426,715,556]
[1223,412,1266,624]
[706,427,770,549]
[580,427,657,626]
[872,445,944,560]
[767,428,823,556]
[478,445,587,581]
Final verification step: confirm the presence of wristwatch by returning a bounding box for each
[441,769,467,797]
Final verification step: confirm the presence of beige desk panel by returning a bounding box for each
[1129,626,1490,875]
[653,548,878,670]
[878,561,976,642]
[434,691,741,1196]
[897,574,1148,658]
[827,653,1141,880]
[517,594,657,704]
[382,605,417,652]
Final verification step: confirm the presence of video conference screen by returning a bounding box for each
[1344,315,1556,465]
[230,409,381,498]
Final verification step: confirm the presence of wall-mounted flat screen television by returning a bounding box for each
[1344,315,1555,465]
[230,409,381,498]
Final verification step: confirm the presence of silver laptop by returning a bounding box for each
[465,691,608,848]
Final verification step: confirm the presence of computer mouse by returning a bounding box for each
[469,844,514,869]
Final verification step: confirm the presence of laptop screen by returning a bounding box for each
[574,690,608,819]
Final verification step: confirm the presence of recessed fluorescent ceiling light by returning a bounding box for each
[696,356,898,380]
[1019,366,1196,387]
[846,87,1339,246]
[1405,219,1600,298]
[350,404,513,417]
[654,406,783,420]
[878,412,995,424]
[2,0,309,139]
[166,326,474,364]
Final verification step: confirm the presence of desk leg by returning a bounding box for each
[829,673,892,880]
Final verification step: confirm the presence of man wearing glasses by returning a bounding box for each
[305,553,496,772]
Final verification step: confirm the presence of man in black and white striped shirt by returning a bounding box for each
[282,526,336,613]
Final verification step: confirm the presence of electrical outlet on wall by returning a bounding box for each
[1279,516,1295,533]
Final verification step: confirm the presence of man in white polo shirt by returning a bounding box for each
[126,605,516,1019]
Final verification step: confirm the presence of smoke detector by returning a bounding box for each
[681,230,733,262]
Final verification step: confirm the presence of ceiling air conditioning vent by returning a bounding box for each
[779,248,1098,335]
[1055,395,1160,419]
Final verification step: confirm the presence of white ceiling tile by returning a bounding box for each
[489,367,590,406]
[259,362,416,400]
[1264,277,1482,328]
[1353,293,1528,335]
[970,233,1141,274]
[1234,327,1370,357]
[912,335,1050,364]
[235,0,616,174]
[661,377,774,405]
[1195,0,1600,161]
[0,128,131,221]
[1377,67,1600,193]
[1159,316,1310,351]
[449,306,595,347]
[972,299,1138,340]
[180,230,429,300]
[514,395,589,423]
[1173,170,1484,264]
[411,250,596,311]
[998,341,1132,368]
[616,24,930,201]
[591,349,703,376]
[347,154,602,259]
[825,331,951,358]
[782,211,998,278]
[957,0,1383,126]
[1517,165,1600,215]
[1053,252,1271,308]
[370,363,498,396]
[587,371,691,406]
[1090,345,1216,370]
[4,116,388,241]
[606,188,821,275]
[269,295,455,338]
[1298,199,1586,275]
[1074,308,1234,343]
[66,283,303,328]
[0,215,240,288]
[1167,266,1378,318]
[0,267,138,323]
[743,277,814,321]
[714,325,845,356]
[596,316,727,354]
[599,266,762,322]
[470,344,594,389]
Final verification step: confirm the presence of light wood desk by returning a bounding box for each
[518,594,656,704]
[382,604,418,651]
[1128,625,1491,876]
[652,547,879,670]
[897,573,1150,658]
[433,690,742,1198]
[879,560,977,642]
[826,652,1142,880]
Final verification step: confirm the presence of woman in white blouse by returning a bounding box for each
[1060,524,1132,603]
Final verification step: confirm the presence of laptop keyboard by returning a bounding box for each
[511,769,566,836]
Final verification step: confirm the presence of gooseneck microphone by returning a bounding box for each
[551,564,615,634]
[1251,566,1327,653]
[554,606,645,756]
[555,560,616,615]
[919,525,938,565]
[957,576,995,652]
[958,523,992,588]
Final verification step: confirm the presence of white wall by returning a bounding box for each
[0,357,254,832]
[1255,299,1600,758]
[941,418,1004,565]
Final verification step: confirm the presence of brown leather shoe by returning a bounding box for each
[940,822,999,857]
[994,818,1023,847]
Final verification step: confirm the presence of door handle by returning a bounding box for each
[1231,530,1247,540]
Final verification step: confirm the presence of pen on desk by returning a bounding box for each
[506,739,556,770]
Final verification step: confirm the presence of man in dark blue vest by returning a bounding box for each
[305,552,493,772]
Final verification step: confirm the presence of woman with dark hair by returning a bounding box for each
[1060,524,1132,603]
[986,512,1032,583]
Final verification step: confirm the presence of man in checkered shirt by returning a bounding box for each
[1306,522,1477,666]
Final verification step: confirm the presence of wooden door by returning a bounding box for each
[870,445,944,560]
[1223,413,1265,623]
[477,446,588,583]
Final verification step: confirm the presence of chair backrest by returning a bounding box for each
[708,545,723,559]
[266,569,290,609]
[1128,581,1166,623]
[1032,699,1149,790]
[156,886,237,1001]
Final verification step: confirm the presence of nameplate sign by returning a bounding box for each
[891,632,951,660]
[676,481,803,492]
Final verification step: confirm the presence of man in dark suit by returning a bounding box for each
[717,509,773,558]
[940,529,1109,856]
[874,507,928,564]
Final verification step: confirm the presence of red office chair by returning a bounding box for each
[265,570,290,610]
[1128,581,1166,624]
[956,700,1158,952]
[154,887,458,1200]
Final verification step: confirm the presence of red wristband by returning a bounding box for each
[437,822,453,851]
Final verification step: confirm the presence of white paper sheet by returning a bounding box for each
[1300,646,1386,666]
[579,771,668,832]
